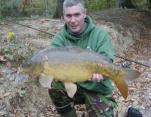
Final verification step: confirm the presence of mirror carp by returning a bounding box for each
[21,47,141,99]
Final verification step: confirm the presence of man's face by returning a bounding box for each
[63,4,86,33]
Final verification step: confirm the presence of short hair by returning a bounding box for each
[63,0,86,13]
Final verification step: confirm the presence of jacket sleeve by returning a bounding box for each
[50,32,65,48]
[96,30,115,62]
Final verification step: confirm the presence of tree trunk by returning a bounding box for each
[53,0,64,18]
[148,0,151,9]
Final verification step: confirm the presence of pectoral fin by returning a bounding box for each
[39,74,53,88]
[64,82,77,98]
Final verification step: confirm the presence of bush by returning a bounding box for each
[0,0,57,17]
[85,0,116,12]
[0,0,22,17]
[0,32,34,66]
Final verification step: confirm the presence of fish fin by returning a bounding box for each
[123,68,141,82]
[113,76,128,99]
[64,82,77,98]
[113,69,140,99]
[39,74,53,88]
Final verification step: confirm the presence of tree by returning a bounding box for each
[118,0,136,8]
[53,0,64,18]
[148,0,151,9]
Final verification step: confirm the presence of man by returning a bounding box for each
[49,0,117,117]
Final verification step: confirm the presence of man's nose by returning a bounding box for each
[70,16,76,22]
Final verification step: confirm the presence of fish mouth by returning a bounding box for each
[17,65,23,73]
[18,66,35,77]
[18,63,31,74]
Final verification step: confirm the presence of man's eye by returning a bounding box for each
[66,14,71,18]
[74,13,80,17]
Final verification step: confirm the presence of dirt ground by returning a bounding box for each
[0,9,151,117]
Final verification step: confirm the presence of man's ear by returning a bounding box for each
[84,9,87,18]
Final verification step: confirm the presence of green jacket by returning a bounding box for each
[50,16,115,95]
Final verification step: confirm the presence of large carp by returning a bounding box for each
[21,47,140,99]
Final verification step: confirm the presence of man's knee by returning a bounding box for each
[56,102,74,114]
[48,89,71,106]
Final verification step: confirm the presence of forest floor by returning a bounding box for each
[0,9,151,117]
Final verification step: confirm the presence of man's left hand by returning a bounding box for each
[91,73,104,82]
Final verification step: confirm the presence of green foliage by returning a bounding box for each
[0,0,57,17]
[22,0,45,16]
[85,0,151,12]
[85,0,116,12]
[132,0,149,10]
[0,32,34,66]
[0,0,150,18]
[0,0,22,17]
[0,15,4,20]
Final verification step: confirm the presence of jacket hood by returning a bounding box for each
[63,16,95,41]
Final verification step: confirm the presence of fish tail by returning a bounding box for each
[112,76,128,99]
[112,68,140,99]
[123,68,141,82]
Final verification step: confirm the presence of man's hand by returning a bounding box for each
[91,73,104,82]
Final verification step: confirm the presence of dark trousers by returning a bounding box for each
[48,81,117,117]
